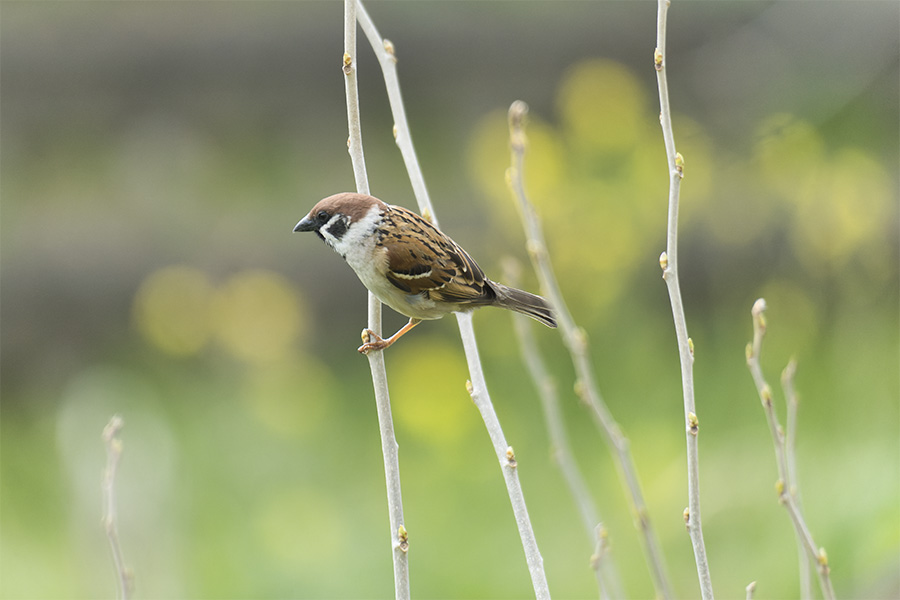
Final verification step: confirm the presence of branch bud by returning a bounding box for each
[509,100,529,128]
[574,380,588,405]
[392,124,398,140]
[683,507,690,528]
[675,152,685,178]
[659,251,668,271]
[383,39,397,63]
[751,297,767,318]
[506,446,518,468]
[775,478,785,499]
[342,52,353,75]
[782,358,798,390]
[526,239,543,259]
[397,524,409,553]
[102,415,124,443]
[654,47,663,71]
[761,384,773,407]
[688,337,695,357]
[573,327,589,353]
[687,412,699,436]
[817,547,828,567]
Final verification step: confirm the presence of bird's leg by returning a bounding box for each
[359,318,422,354]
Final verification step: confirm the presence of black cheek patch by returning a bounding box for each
[326,218,348,240]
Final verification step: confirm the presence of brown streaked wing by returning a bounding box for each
[383,206,494,305]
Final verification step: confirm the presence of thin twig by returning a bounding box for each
[506,102,669,599]
[354,5,549,596]
[504,259,621,600]
[591,524,615,600]
[653,2,714,598]
[356,1,436,223]
[746,299,835,600]
[783,359,812,600]
[102,415,132,600]
[458,311,550,598]
[342,2,410,597]
[745,581,757,600]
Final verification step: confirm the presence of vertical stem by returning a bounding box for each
[342,2,410,597]
[782,360,812,600]
[102,416,132,600]
[507,102,665,600]
[457,311,550,599]
[356,2,436,224]
[354,3,549,596]
[654,1,714,598]
[746,301,835,600]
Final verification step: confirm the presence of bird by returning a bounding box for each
[294,192,557,353]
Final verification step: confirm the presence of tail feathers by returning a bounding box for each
[489,282,558,328]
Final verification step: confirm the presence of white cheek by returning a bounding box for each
[322,205,382,265]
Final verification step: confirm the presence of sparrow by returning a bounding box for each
[294,192,557,354]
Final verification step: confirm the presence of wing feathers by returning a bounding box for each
[379,204,556,327]
[381,205,491,303]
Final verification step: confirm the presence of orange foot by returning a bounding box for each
[357,318,422,354]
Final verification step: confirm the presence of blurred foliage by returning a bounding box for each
[1,2,898,599]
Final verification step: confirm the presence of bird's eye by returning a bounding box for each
[317,210,330,222]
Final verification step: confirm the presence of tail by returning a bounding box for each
[489,281,558,328]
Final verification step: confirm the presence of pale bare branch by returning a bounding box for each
[506,102,669,599]
[354,3,549,596]
[654,1,714,597]
[746,299,835,600]
[342,2,409,597]
[102,415,133,600]
[505,259,622,600]
[782,359,812,600]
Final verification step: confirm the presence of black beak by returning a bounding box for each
[293,216,317,232]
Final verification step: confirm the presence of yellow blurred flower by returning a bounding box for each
[791,147,893,272]
[756,115,894,273]
[755,114,824,205]
[132,265,214,356]
[389,340,473,443]
[467,108,565,215]
[212,269,305,363]
[557,58,648,152]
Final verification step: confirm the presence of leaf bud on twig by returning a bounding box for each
[397,524,409,553]
[687,412,699,436]
[383,39,397,63]
[506,446,518,468]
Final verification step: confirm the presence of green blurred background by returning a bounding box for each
[2,1,898,598]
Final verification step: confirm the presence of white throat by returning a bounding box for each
[321,204,382,263]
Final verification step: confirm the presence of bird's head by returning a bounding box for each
[294,192,386,253]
